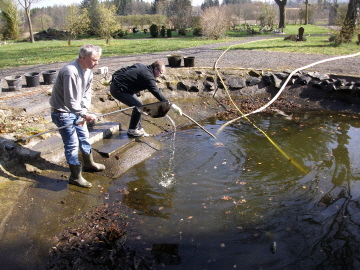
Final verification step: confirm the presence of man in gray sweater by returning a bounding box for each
[49,44,105,188]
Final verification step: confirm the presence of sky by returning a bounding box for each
[32,0,205,9]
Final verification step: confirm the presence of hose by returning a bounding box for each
[217,51,360,130]
[214,42,360,173]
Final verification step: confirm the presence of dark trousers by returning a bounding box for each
[110,83,142,130]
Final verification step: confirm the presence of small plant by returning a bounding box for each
[193,27,203,37]
[149,24,158,38]
[284,35,306,42]
[178,28,186,36]
[113,29,125,38]
[160,26,166,37]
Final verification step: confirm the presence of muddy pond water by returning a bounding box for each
[107,110,360,269]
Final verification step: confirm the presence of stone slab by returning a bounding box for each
[28,121,121,162]
[91,129,133,158]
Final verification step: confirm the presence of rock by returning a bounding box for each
[262,75,272,86]
[271,74,283,89]
[274,72,289,80]
[248,69,261,77]
[177,81,189,91]
[228,77,245,89]
[308,71,329,80]
[246,77,261,86]
[189,82,201,92]
[296,75,312,85]
[203,80,215,91]
[206,76,215,82]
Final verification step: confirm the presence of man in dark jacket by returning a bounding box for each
[110,61,182,137]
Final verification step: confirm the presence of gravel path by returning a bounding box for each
[0,35,359,80]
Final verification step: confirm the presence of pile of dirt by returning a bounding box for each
[47,202,155,270]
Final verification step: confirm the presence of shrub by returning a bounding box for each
[193,27,203,36]
[160,26,166,37]
[149,24,158,38]
[178,28,186,36]
[200,6,231,40]
[167,29,172,38]
[113,29,125,38]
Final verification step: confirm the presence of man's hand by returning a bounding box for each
[84,113,97,123]
[171,104,183,116]
[79,113,97,126]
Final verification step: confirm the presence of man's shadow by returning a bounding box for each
[0,139,69,191]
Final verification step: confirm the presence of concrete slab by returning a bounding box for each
[91,129,133,158]
[88,121,121,144]
[28,121,122,162]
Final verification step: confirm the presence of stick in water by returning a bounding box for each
[182,113,216,139]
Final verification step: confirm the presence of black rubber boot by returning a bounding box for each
[82,152,106,172]
[69,164,92,188]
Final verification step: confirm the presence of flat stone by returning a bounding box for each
[88,122,121,144]
[91,130,133,158]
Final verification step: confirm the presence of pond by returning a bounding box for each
[107,110,360,269]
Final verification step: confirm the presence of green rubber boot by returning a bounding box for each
[69,164,92,188]
[82,152,106,172]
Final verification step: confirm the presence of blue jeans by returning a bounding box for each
[51,112,92,165]
[110,83,142,130]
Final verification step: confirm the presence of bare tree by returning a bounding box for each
[18,0,41,42]
[32,13,54,31]
[274,0,287,28]
[258,3,277,27]
[201,6,231,39]
[168,0,192,30]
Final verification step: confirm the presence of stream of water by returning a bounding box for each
[107,110,360,269]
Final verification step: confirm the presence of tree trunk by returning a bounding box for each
[274,0,287,29]
[25,6,35,42]
[338,0,359,43]
[305,0,309,25]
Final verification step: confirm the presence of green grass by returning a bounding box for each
[0,24,358,69]
[223,25,359,55]
[0,36,236,69]
[225,24,332,37]
[222,35,358,55]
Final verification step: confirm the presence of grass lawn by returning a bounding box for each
[223,24,359,55]
[0,36,236,69]
[223,36,358,55]
[0,24,358,69]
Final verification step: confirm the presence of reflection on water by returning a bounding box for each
[108,111,360,269]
